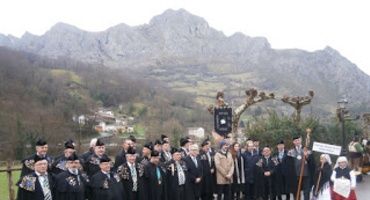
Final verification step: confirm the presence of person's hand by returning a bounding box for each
[196,177,201,183]
[351,186,355,190]
[226,174,232,179]
[303,149,309,157]
[264,171,271,176]
[210,169,214,174]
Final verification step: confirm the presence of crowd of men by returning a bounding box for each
[17,133,326,200]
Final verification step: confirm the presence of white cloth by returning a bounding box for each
[315,182,332,200]
[333,178,351,198]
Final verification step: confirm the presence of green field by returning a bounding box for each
[0,170,20,200]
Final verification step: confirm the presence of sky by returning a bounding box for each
[0,0,369,75]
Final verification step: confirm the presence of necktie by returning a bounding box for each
[177,163,185,185]
[206,152,211,166]
[130,164,138,191]
[156,167,161,183]
[192,157,198,168]
[41,175,52,200]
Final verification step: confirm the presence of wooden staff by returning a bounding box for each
[296,128,312,200]
[313,161,325,197]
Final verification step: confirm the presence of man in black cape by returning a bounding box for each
[165,147,189,200]
[90,156,124,200]
[138,142,153,167]
[17,155,55,200]
[80,138,97,164]
[51,139,76,175]
[273,140,291,200]
[83,138,109,177]
[20,138,53,178]
[199,139,216,200]
[254,146,277,200]
[113,138,133,170]
[242,140,260,200]
[118,146,146,200]
[286,135,315,200]
[54,153,89,200]
[144,150,167,200]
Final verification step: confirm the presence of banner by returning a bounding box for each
[214,107,232,136]
[312,142,342,155]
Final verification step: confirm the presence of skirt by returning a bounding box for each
[332,189,357,200]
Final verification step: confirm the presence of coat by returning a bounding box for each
[118,162,146,200]
[17,172,55,200]
[214,151,234,185]
[54,170,88,200]
[90,170,124,200]
[184,155,203,199]
[199,150,216,199]
[144,162,167,200]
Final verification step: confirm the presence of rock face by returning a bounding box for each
[1,8,370,114]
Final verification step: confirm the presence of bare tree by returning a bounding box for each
[281,90,314,124]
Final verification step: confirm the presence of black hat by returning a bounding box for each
[170,147,182,154]
[129,135,137,143]
[95,138,105,146]
[100,155,111,163]
[292,135,301,140]
[154,139,162,146]
[66,153,79,161]
[36,138,47,146]
[277,140,284,145]
[151,150,160,157]
[34,155,47,163]
[64,139,75,149]
[161,134,168,141]
[126,146,136,155]
[180,138,190,147]
[143,142,153,151]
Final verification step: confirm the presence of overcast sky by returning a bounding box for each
[0,0,369,75]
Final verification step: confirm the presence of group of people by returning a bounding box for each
[16,133,359,200]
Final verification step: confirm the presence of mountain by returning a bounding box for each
[1,8,370,116]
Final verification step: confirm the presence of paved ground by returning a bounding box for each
[356,174,369,200]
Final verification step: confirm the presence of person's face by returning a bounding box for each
[293,138,302,146]
[126,154,136,164]
[339,161,347,168]
[34,160,48,174]
[173,152,181,161]
[247,142,254,152]
[222,144,229,151]
[64,148,75,158]
[66,160,80,170]
[142,147,151,156]
[99,162,111,172]
[190,148,199,157]
[162,143,170,151]
[320,156,327,164]
[234,143,240,152]
[277,144,285,151]
[151,156,160,165]
[94,145,105,156]
[202,145,209,152]
[36,145,48,156]
[263,147,271,157]
[123,140,133,150]
[154,144,162,152]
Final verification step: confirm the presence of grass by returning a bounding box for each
[0,170,20,200]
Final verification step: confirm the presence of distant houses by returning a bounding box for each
[89,108,135,135]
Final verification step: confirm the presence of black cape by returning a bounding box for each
[90,171,124,200]
[16,172,55,200]
[144,162,168,200]
[54,170,88,200]
[117,162,146,200]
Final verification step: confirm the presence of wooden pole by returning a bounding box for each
[314,162,325,197]
[6,160,15,200]
[295,128,312,200]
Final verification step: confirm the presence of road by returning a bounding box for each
[356,174,369,200]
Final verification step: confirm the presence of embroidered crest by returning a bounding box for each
[81,173,90,183]
[103,179,109,189]
[24,159,35,170]
[19,175,36,191]
[137,163,145,177]
[200,154,207,160]
[271,157,279,166]
[118,165,130,180]
[113,173,121,182]
[66,176,77,186]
